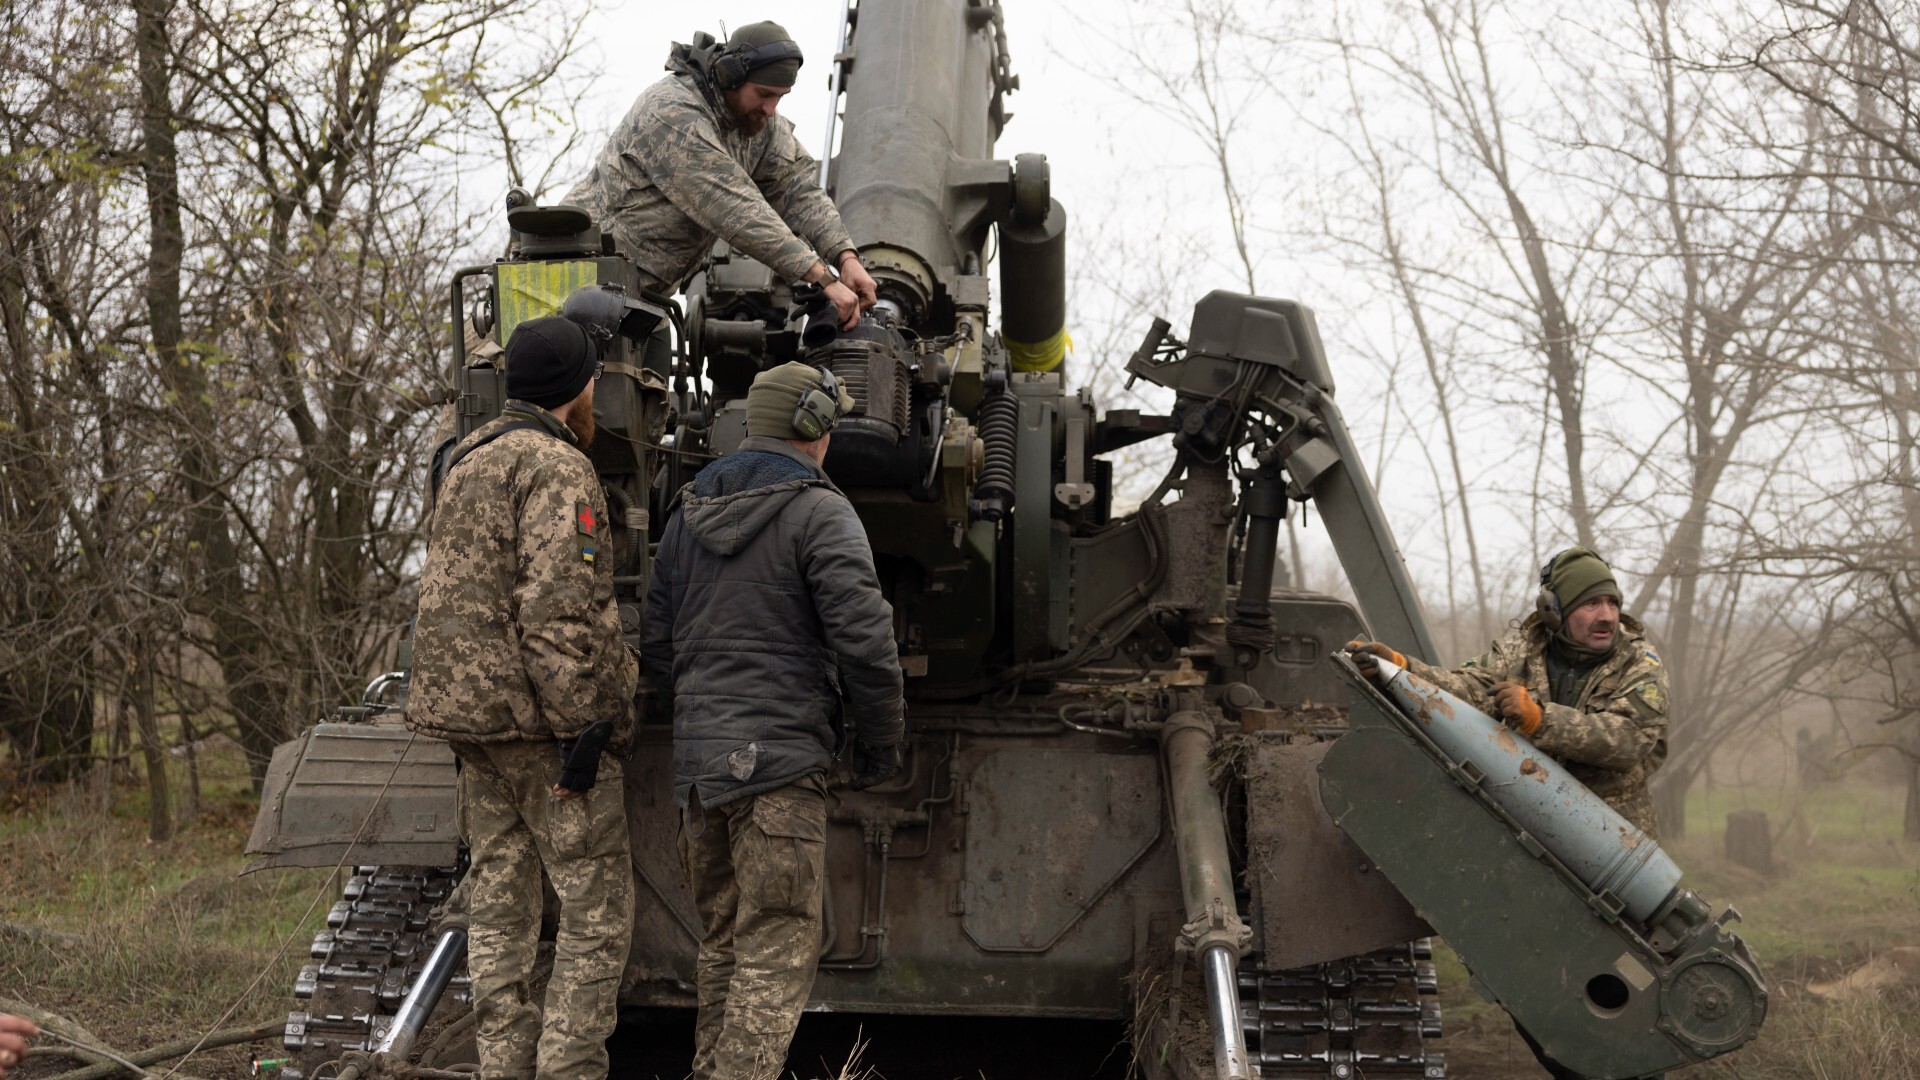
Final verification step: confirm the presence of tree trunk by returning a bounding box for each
[1905,757,1920,844]
[132,641,172,843]
[1652,769,1688,841]
[135,0,286,786]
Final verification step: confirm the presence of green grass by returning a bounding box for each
[1673,782,1920,967]
[1665,782,1920,1077]
[1432,778,1920,1077]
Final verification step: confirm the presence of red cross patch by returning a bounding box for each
[575,501,596,535]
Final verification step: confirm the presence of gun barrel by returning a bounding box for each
[377,927,468,1060]
[1162,712,1253,1080]
[1374,659,1682,924]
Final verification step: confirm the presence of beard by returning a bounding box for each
[565,404,596,450]
[724,95,769,137]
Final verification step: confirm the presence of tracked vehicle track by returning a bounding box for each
[1241,939,1444,1079]
[282,865,467,1080]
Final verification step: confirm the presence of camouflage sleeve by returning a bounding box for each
[1404,635,1519,712]
[511,457,609,739]
[1532,659,1669,773]
[637,98,823,282]
[801,495,904,747]
[754,121,855,263]
[640,516,680,712]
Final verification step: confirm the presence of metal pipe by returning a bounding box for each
[1164,715,1235,929]
[447,265,494,374]
[818,1,854,190]
[376,927,468,1060]
[819,832,892,970]
[1203,944,1251,1080]
[1228,468,1286,667]
[1161,711,1252,1080]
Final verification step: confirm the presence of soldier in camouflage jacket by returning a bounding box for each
[565,21,878,330]
[405,316,636,1080]
[1352,547,1670,837]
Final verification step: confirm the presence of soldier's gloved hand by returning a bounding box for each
[1345,641,1405,681]
[554,719,615,797]
[849,741,901,790]
[1491,682,1544,737]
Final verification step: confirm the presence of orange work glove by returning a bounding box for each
[1345,641,1407,680]
[1491,681,1544,737]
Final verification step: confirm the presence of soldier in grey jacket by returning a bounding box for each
[643,361,904,1080]
[565,20,878,330]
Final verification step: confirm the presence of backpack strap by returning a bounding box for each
[430,420,551,505]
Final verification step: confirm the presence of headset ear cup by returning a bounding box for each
[1537,587,1563,633]
[791,387,835,441]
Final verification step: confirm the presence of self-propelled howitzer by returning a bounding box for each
[241,3,1760,1079]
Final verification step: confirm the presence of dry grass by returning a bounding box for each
[0,760,335,1080]
[2,749,1917,1080]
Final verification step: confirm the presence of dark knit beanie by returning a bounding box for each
[1548,547,1622,614]
[505,316,596,410]
[727,21,802,88]
[746,362,853,440]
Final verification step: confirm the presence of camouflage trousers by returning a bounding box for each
[678,775,827,1080]
[454,740,634,1080]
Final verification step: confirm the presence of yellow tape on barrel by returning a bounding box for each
[1006,325,1071,372]
[495,260,598,341]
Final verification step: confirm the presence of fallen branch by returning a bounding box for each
[40,1024,283,1080]
[0,995,260,1080]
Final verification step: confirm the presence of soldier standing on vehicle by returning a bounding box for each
[566,20,878,332]
[642,362,905,1080]
[1349,547,1670,836]
[404,316,636,1080]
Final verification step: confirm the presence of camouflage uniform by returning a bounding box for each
[456,741,632,1080]
[677,775,828,1080]
[1406,613,1669,836]
[405,401,637,1080]
[564,55,855,294]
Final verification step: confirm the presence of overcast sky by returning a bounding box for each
[496,0,1755,639]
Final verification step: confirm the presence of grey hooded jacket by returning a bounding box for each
[642,437,904,809]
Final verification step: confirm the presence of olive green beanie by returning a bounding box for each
[1547,547,1622,614]
[745,362,853,440]
[726,21,801,88]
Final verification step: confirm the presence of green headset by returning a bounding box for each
[711,37,804,90]
[1536,551,1567,633]
[791,366,843,441]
